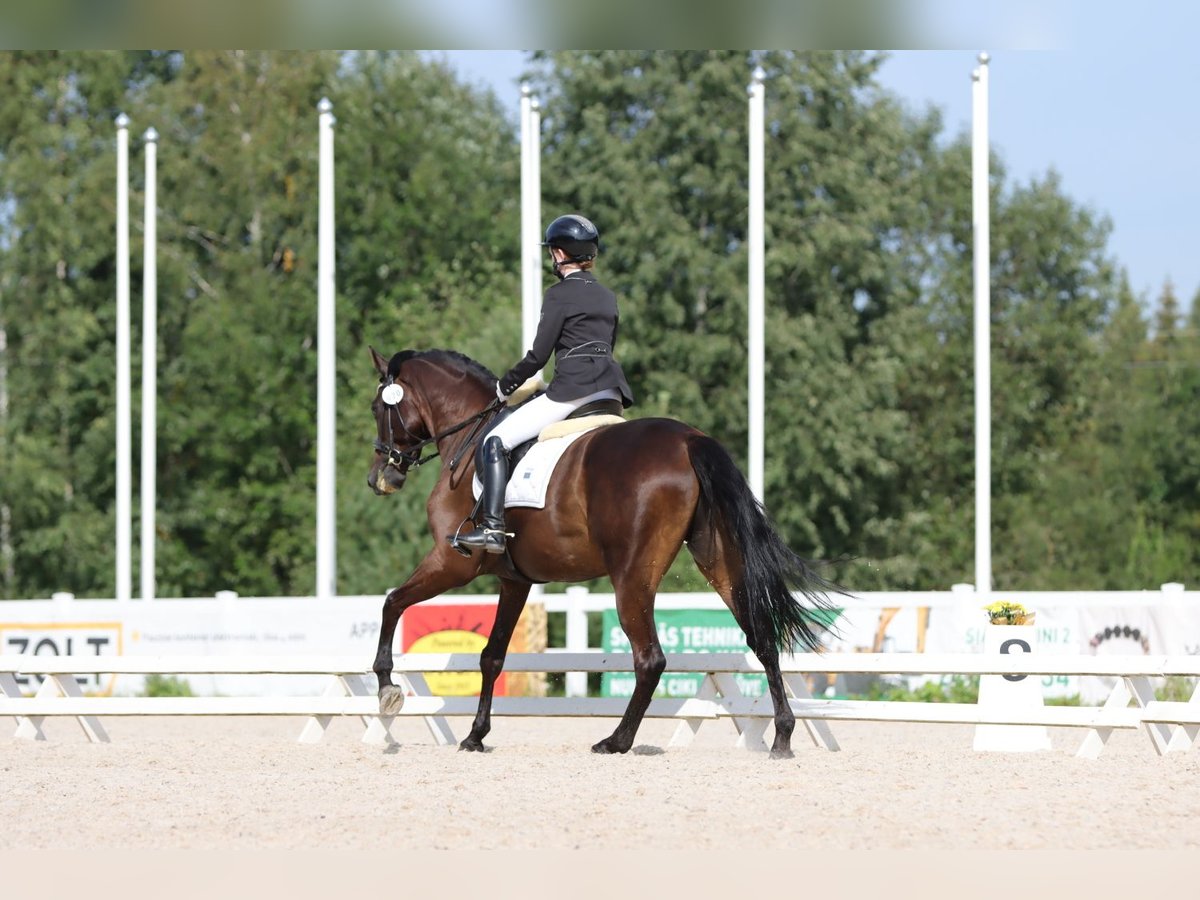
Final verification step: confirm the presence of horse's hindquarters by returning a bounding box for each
[504,419,703,584]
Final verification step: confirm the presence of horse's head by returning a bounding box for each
[367,346,431,495]
[366,346,498,496]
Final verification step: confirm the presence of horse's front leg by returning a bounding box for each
[460,579,532,752]
[593,584,666,754]
[375,553,475,715]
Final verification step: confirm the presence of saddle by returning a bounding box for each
[461,396,624,583]
[488,394,624,474]
[538,401,625,441]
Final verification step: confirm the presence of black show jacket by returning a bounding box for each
[498,271,634,407]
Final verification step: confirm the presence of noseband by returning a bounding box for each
[374,381,501,474]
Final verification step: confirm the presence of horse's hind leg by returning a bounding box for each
[689,530,796,758]
[460,579,532,752]
[753,641,796,758]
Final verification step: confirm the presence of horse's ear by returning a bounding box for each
[369,346,389,378]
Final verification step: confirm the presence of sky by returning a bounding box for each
[428,44,1200,316]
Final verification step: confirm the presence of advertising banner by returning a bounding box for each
[400,602,499,696]
[600,608,767,698]
[923,601,1200,700]
[0,619,124,694]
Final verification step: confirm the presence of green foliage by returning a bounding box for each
[1,50,1195,601]
[852,674,980,703]
[142,674,193,697]
[1044,694,1082,707]
[1156,676,1197,702]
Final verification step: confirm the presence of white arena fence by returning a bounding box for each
[1,651,1198,757]
[1,583,1196,699]
[2,584,1197,755]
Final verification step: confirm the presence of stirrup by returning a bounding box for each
[448,524,513,556]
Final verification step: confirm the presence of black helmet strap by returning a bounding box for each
[548,245,596,280]
[548,246,592,280]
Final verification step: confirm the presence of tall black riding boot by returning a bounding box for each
[455,436,511,554]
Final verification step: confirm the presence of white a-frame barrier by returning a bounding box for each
[3,653,1197,758]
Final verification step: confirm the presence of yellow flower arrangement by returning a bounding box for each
[983,600,1035,626]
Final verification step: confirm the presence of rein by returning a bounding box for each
[375,397,502,473]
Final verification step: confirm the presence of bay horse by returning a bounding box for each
[366,346,842,757]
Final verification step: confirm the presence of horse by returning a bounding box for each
[366,346,843,757]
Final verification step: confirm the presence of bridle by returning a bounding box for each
[373,379,501,474]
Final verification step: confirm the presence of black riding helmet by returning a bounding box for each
[542,214,600,262]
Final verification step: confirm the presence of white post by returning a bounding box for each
[520,88,545,608]
[520,85,543,361]
[115,114,132,604]
[530,96,542,356]
[52,592,75,626]
[565,585,589,697]
[0,322,8,591]
[747,66,765,502]
[520,84,535,352]
[972,53,992,596]
[140,127,158,603]
[316,97,337,603]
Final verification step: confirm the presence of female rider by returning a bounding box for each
[455,213,634,554]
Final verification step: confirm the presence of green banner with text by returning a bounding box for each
[600,608,767,698]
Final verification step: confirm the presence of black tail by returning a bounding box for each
[688,435,845,654]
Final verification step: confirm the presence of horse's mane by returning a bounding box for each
[386,349,496,385]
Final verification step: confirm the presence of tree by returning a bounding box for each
[529,51,956,590]
[1152,278,1181,344]
[0,49,1176,599]
[0,51,139,596]
[529,51,1131,591]
[0,51,522,598]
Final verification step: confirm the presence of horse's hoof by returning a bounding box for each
[459,737,489,752]
[591,738,628,754]
[769,747,795,760]
[378,686,405,716]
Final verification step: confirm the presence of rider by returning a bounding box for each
[455,213,634,554]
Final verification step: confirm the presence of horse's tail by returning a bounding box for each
[687,435,844,654]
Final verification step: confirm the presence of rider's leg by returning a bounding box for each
[486,388,620,451]
[455,434,511,554]
[454,389,619,553]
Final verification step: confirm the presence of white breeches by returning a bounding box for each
[487,388,621,451]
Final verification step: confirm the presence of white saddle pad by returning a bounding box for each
[472,429,591,510]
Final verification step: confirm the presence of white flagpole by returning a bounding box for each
[316,97,336,602]
[115,113,132,604]
[530,95,542,357]
[972,53,992,595]
[140,127,158,602]
[520,85,546,610]
[520,84,535,353]
[520,84,543,360]
[747,66,765,503]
